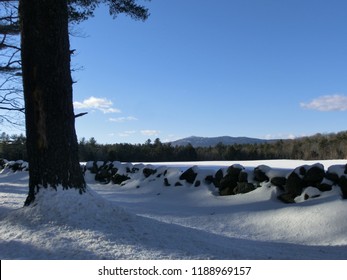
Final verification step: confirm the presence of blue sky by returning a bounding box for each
[69,0,347,144]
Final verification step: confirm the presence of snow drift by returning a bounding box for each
[1,160,347,259]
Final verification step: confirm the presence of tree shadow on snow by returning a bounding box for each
[0,185,28,195]
[6,208,345,260]
[114,215,347,260]
[0,240,101,260]
[1,189,346,260]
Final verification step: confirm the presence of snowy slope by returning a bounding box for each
[1,160,347,260]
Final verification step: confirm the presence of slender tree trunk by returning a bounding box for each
[19,0,86,206]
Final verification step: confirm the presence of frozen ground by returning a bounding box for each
[1,160,347,260]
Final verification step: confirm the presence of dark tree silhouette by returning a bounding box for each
[18,0,149,206]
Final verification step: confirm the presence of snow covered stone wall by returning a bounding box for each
[1,158,347,203]
[82,160,347,203]
[0,159,29,173]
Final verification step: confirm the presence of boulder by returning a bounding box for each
[253,165,270,182]
[316,183,333,192]
[325,171,339,184]
[278,193,297,204]
[179,167,197,184]
[143,167,157,178]
[129,167,140,174]
[227,164,244,176]
[219,175,238,193]
[95,169,112,184]
[338,176,347,199]
[323,165,346,195]
[326,165,345,184]
[10,161,24,172]
[194,180,201,187]
[0,159,7,170]
[219,186,234,196]
[110,167,119,176]
[285,171,306,196]
[213,169,224,188]
[238,170,248,183]
[219,165,244,195]
[271,177,287,189]
[103,161,113,170]
[298,166,307,176]
[164,178,171,187]
[234,182,256,194]
[86,161,99,174]
[111,174,130,185]
[204,175,214,185]
[3,160,28,172]
[303,164,325,187]
[126,167,132,173]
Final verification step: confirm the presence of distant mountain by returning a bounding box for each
[170,136,276,148]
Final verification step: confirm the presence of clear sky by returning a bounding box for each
[69,0,347,144]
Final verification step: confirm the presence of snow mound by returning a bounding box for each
[5,186,133,228]
[0,185,255,259]
[1,160,347,260]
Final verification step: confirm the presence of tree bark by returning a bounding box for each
[19,0,86,206]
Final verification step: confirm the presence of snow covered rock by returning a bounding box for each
[285,170,306,196]
[219,165,244,195]
[0,160,29,173]
[277,163,335,203]
[212,168,224,188]
[324,164,347,198]
[142,167,157,178]
[270,176,287,189]
[254,165,271,183]
[234,182,256,194]
[111,174,130,185]
[338,176,347,199]
[0,158,7,169]
[302,163,325,187]
[278,192,297,204]
[94,168,112,184]
[179,166,198,184]
[295,186,322,203]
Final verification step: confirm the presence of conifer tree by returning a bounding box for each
[18,0,149,205]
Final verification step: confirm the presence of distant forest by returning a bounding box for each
[1,131,347,162]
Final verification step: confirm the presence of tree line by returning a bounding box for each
[2,131,347,162]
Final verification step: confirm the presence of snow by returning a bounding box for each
[1,160,347,260]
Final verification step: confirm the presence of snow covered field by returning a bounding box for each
[1,160,347,260]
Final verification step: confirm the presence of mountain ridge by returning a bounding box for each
[169,136,278,148]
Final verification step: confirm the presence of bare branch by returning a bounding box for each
[75,112,88,118]
[0,1,23,126]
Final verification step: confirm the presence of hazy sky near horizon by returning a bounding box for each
[67,0,347,144]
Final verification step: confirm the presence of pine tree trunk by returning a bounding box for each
[19,0,86,206]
